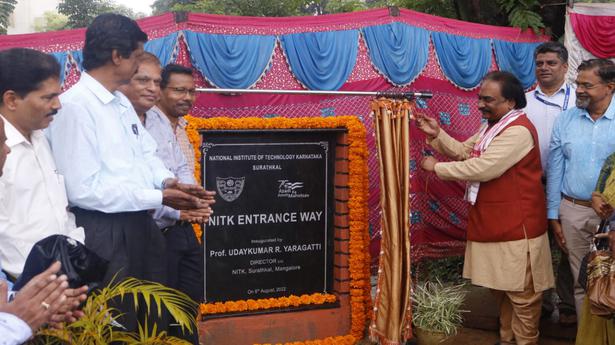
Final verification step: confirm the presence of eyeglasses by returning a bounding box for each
[574,82,604,90]
[167,87,197,96]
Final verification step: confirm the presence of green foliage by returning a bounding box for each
[394,0,458,19]
[317,0,367,14]
[304,0,368,15]
[0,0,17,34]
[153,0,545,35]
[172,0,372,16]
[110,4,145,19]
[153,0,185,15]
[411,279,467,336]
[34,11,69,32]
[58,0,103,28]
[496,0,545,33]
[173,0,307,16]
[58,0,142,29]
[31,277,197,344]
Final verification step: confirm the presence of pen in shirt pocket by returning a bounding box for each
[53,170,64,185]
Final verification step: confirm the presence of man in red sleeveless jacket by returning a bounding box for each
[418,71,554,345]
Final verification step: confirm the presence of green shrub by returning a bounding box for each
[411,279,467,336]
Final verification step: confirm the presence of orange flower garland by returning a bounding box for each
[185,116,372,343]
[200,293,337,315]
[254,335,357,345]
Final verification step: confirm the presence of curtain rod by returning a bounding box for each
[195,88,434,100]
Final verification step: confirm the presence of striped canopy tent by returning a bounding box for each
[0,8,548,263]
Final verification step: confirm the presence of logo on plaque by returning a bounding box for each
[277,180,309,198]
[216,177,245,202]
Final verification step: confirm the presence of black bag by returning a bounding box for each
[13,234,108,291]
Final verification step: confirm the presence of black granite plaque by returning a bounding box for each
[201,129,340,303]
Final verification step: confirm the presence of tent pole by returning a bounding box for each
[195,88,433,100]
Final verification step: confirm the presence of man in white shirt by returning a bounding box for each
[0,48,85,280]
[0,117,87,345]
[119,59,211,344]
[46,14,210,332]
[523,42,576,326]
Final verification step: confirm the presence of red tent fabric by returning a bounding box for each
[570,12,615,59]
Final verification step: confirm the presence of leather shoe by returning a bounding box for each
[540,306,553,319]
[559,311,577,327]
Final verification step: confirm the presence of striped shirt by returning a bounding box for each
[176,117,196,173]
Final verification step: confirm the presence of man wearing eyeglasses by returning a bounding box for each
[546,58,615,322]
[119,59,209,344]
[156,64,199,170]
[523,42,577,326]
[46,14,211,333]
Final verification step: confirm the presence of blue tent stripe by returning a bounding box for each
[280,29,358,91]
[432,31,492,90]
[51,52,68,84]
[70,50,83,71]
[493,40,541,89]
[184,30,276,89]
[47,24,541,93]
[144,32,179,66]
[362,22,429,86]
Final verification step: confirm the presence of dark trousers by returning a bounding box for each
[542,241,576,316]
[540,178,575,317]
[74,208,168,333]
[164,221,204,345]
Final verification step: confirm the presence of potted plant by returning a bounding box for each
[31,277,197,344]
[411,279,467,345]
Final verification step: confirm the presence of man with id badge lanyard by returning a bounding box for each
[0,48,85,280]
[523,42,577,326]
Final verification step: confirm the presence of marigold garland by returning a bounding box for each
[200,293,337,315]
[254,335,357,345]
[185,116,372,344]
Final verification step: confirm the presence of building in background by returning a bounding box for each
[7,0,60,34]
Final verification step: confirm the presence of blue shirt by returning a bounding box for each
[46,72,174,213]
[144,106,196,228]
[546,95,615,219]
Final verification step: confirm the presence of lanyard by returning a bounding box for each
[534,85,571,111]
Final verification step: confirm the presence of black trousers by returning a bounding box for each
[163,221,204,345]
[73,208,168,333]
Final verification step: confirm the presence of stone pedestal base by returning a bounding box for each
[199,295,351,344]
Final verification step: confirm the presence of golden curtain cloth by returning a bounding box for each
[369,99,413,345]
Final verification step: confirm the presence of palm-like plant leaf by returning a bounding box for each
[112,320,191,344]
[31,278,197,345]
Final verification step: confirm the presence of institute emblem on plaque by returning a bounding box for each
[216,177,245,202]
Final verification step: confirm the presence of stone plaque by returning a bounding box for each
[201,129,339,303]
